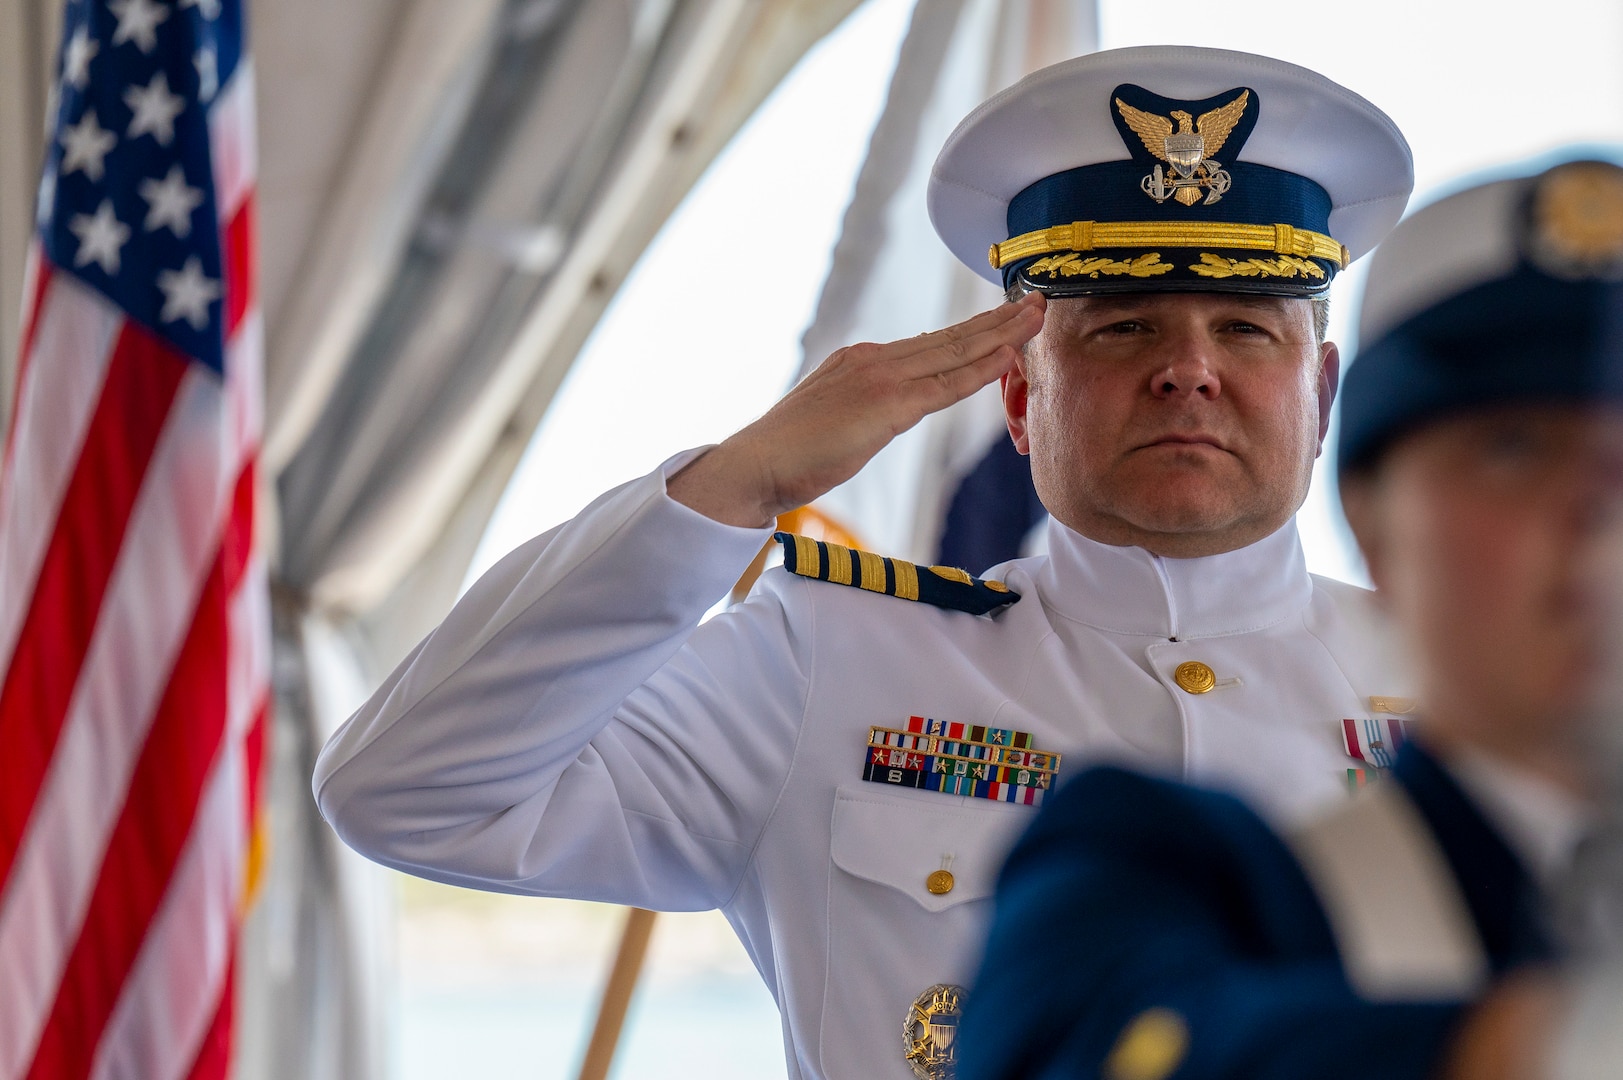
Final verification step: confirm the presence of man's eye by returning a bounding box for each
[1104,320,1143,334]
[1227,321,1264,334]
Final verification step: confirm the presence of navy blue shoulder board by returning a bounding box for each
[773,532,1020,616]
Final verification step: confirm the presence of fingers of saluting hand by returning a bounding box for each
[668,293,1047,528]
[892,291,1045,407]
[889,291,1045,378]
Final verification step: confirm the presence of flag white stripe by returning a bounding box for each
[209,62,255,224]
[0,278,122,677]
[228,307,265,454]
[0,367,238,1078]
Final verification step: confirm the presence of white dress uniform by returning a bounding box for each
[313,450,1410,1080]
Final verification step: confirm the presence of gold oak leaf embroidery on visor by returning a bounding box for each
[1025,252,1174,279]
[1188,253,1326,280]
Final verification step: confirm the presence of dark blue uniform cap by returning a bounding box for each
[1340,159,1623,474]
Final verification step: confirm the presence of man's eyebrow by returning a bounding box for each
[1224,295,1297,311]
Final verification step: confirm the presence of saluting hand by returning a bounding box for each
[668,291,1046,528]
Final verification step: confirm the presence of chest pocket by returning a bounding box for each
[829,787,1034,913]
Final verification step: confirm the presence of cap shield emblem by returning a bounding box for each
[1112,84,1257,207]
[1525,160,1623,280]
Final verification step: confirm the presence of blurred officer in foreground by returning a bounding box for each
[313,46,1415,1080]
[959,156,1623,1080]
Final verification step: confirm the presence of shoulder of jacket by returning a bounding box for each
[1309,572,1377,606]
[773,532,1020,616]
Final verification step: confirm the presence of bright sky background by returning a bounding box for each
[471,0,1623,589]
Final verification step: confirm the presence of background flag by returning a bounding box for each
[0,0,269,1076]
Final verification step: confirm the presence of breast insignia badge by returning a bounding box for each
[863,716,1061,806]
[1115,88,1251,206]
[904,984,964,1080]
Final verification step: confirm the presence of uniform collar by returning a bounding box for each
[1035,517,1313,639]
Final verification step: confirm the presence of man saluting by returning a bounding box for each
[314,46,1413,1080]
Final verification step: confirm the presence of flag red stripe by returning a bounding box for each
[21,462,253,1080]
[222,196,254,339]
[0,327,188,892]
[182,955,234,1080]
[243,695,268,829]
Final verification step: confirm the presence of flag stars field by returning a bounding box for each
[59,111,117,181]
[108,0,169,53]
[124,71,186,145]
[68,199,131,274]
[40,0,236,367]
[140,164,203,236]
[158,256,221,329]
[62,29,100,90]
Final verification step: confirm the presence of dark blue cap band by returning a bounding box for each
[1001,161,1336,293]
[1007,161,1333,240]
[1339,267,1623,472]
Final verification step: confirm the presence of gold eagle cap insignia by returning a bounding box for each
[1115,90,1249,206]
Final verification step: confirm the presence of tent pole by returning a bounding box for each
[575,907,659,1080]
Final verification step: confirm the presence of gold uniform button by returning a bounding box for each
[1173,661,1216,695]
[925,870,955,895]
[1105,1008,1189,1080]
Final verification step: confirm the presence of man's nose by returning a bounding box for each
[1148,331,1222,400]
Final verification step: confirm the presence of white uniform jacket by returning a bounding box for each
[313,453,1411,1080]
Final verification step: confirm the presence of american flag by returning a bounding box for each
[0,0,269,1075]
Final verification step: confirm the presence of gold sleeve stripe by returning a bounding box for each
[771,533,1020,615]
[857,549,887,594]
[990,220,1347,271]
[891,558,920,601]
[825,541,854,586]
[792,533,821,579]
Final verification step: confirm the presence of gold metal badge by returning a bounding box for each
[1117,91,1249,206]
[904,984,964,1080]
[1527,160,1623,280]
[1369,696,1416,715]
[1173,661,1216,695]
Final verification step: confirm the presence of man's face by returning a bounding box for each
[1345,407,1623,766]
[1002,292,1335,557]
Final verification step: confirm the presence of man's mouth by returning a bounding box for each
[1139,434,1229,452]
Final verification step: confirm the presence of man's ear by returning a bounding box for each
[1315,341,1340,456]
[1003,359,1032,455]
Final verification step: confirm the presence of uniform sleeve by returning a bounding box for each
[311,453,809,910]
[957,768,1468,1080]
